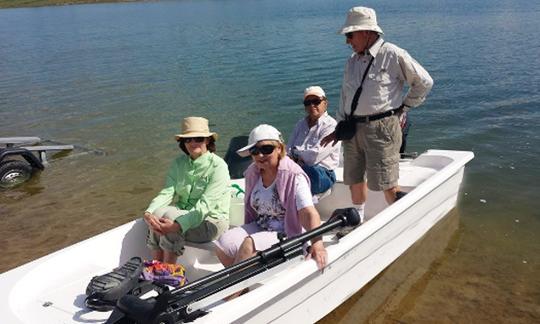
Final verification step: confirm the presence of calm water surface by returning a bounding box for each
[1,0,539,322]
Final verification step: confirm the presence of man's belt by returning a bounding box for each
[353,106,404,123]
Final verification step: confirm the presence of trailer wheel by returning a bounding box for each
[0,160,33,189]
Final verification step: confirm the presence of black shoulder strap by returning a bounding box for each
[348,41,386,118]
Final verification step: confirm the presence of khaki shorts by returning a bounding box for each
[146,206,229,256]
[342,115,401,191]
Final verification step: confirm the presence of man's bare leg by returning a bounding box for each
[383,186,401,204]
[350,182,368,204]
[350,182,368,223]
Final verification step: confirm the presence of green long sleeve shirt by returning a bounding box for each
[146,152,231,233]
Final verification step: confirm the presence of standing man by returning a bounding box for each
[322,6,433,222]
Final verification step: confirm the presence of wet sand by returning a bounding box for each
[0,0,140,10]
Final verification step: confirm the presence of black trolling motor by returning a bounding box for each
[105,208,360,324]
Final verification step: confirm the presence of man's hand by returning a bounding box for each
[289,147,305,165]
[321,131,338,147]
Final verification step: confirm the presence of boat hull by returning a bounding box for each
[199,150,472,323]
[0,150,473,324]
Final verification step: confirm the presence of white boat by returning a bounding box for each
[0,149,473,324]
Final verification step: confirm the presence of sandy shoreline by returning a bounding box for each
[0,0,143,9]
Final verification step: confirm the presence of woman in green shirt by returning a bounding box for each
[144,117,231,264]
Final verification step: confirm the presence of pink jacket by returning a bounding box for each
[244,156,311,238]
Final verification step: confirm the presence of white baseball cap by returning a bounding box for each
[304,86,326,99]
[236,124,283,157]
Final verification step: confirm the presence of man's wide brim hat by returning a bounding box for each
[174,117,218,141]
[338,6,384,35]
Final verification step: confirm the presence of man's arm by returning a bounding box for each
[287,121,302,159]
[296,121,340,165]
[399,51,434,108]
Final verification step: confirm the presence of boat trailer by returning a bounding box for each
[0,137,74,189]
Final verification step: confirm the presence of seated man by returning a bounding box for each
[287,86,341,195]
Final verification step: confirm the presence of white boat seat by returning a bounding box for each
[184,240,216,252]
[313,188,332,204]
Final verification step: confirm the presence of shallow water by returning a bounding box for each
[1,0,539,322]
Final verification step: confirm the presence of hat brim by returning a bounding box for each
[338,25,383,35]
[304,92,326,99]
[236,139,284,157]
[236,143,255,158]
[175,132,218,141]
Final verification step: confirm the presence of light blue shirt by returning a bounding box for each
[287,112,340,170]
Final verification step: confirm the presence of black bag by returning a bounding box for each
[335,118,357,141]
[85,257,154,311]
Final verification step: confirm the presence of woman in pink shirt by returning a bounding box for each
[214,124,327,278]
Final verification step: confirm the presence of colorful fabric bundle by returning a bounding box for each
[141,260,188,287]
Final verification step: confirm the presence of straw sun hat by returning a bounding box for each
[338,6,384,35]
[174,117,218,141]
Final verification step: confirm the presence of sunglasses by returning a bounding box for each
[346,32,354,39]
[182,137,206,143]
[303,98,323,106]
[249,144,276,156]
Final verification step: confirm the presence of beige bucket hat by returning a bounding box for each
[338,6,384,35]
[174,117,218,141]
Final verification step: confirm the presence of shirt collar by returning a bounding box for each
[188,151,212,166]
[304,111,329,127]
[367,37,384,57]
[355,37,385,59]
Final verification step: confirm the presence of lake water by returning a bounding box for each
[1,0,539,322]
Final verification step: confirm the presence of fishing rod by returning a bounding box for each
[105,207,360,324]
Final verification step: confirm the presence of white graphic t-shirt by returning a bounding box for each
[250,175,313,232]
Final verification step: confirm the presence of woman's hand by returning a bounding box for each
[298,206,327,270]
[144,212,182,235]
[157,217,182,234]
[144,212,164,235]
[307,239,327,270]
